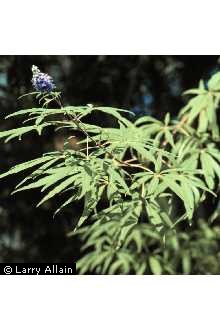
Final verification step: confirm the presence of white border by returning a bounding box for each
[1,1,220,329]
[0,275,220,329]
[0,0,220,54]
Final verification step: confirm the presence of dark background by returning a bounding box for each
[0,55,219,263]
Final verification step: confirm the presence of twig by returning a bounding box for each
[54,96,151,171]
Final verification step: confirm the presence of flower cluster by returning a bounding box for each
[31,65,55,93]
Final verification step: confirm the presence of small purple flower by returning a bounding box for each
[31,65,56,93]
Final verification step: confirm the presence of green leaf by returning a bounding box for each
[147,176,160,195]
[208,156,220,180]
[180,153,199,171]
[200,152,215,189]
[108,260,124,274]
[182,252,191,274]
[162,176,192,219]
[165,130,175,147]
[183,88,206,95]
[94,107,133,126]
[149,256,162,275]
[146,203,162,225]
[76,186,105,229]
[118,203,142,245]
[135,116,161,126]
[0,155,56,179]
[165,113,170,125]
[198,110,208,133]
[0,123,51,142]
[37,175,78,206]
[54,195,75,217]
[108,168,130,194]
[131,144,156,164]
[155,153,163,173]
[5,108,44,118]
[208,72,220,91]
[13,167,72,194]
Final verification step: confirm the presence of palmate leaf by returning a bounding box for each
[0,155,58,179]
[87,198,143,250]
[107,179,120,203]
[130,162,208,222]
[135,114,177,148]
[76,218,166,274]
[179,81,220,138]
[180,93,204,117]
[76,252,98,274]
[145,201,163,226]
[36,175,79,207]
[5,108,45,118]
[5,106,85,120]
[180,153,199,171]
[0,123,51,142]
[90,251,114,272]
[108,251,135,274]
[91,125,156,159]
[92,201,130,223]
[13,157,63,190]
[13,166,74,193]
[174,136,198,159]
[117,201,142,246]
[5,106,133,137]
[12,156,107,228]
[93,106,134,126]
[108,167,130,195]
[145,200,174,229]
[160,176,195,220]
[130,172,153,190]
[129,143,156,163]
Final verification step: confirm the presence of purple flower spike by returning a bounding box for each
[31,65,56,93]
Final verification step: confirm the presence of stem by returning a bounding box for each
[161,115,189,148]
[55,96,150,171]
[86,136,89,160]
[173,115,188,135]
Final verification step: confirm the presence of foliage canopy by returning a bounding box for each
[0,70,220,274]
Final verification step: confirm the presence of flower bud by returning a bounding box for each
[31,65,56,93]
